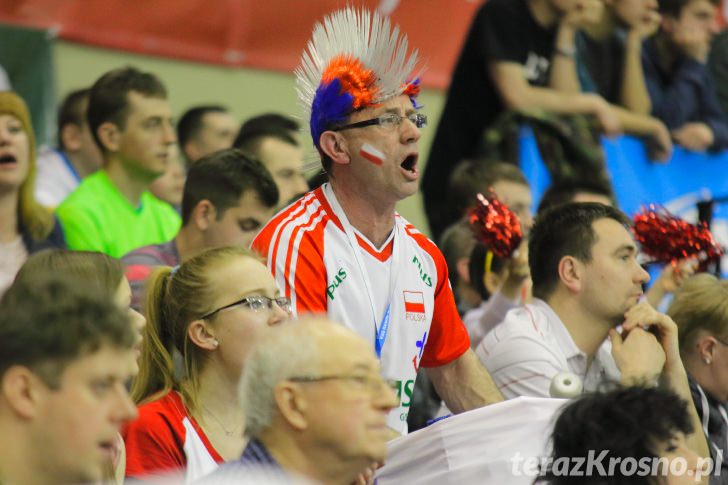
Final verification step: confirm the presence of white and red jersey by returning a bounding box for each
[252,184,470,433]
[122,391,223,483]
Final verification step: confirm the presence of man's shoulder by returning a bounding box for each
[479,302,560,352]
[253,189,331,250]
[57,172,112,212]
[122,240,178,267]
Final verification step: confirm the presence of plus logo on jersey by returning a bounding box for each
[403,291,426,322]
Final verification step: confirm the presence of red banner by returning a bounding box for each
[0,0,483,90]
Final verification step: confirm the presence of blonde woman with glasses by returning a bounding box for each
[122,246,289,482]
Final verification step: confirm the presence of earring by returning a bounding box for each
[704,357,712,365]
[213,339,220,348]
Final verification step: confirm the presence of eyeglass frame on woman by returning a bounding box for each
[332,112,427,132]
[200,295,292,320]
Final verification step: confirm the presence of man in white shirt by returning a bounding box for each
[477,202,708,457]
[253,7,503,436]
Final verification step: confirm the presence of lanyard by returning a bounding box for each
[324,183,400,359]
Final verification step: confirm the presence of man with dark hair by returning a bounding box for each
[57,66,181,257]
[122,148,279,308]
[536,178,616,214]
[0,274,138,485]
[177,105,237,163]
[35,88,103,207]
[476,202,708,457]
[642,0,727,151]
[537,386,706,484]
[234,113,308,207]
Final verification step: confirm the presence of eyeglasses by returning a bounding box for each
[334,112,427,132]
[200,295,292,320]
[289,373,395,395]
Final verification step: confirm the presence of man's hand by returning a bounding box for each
[646,118,673,162]
[622,302,682,373]
[590,95,622,136]
[500,242,530,300]
[630,10,662,39]
[645,258,698,306]
[562,0,604,28]
[352,462,383,485]
[673,122,714,151]
[610,326,665,385]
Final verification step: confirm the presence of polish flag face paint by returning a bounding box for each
[360,143,385,166]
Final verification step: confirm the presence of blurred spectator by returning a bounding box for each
[668,273,728,480]
[149,144,186,211]
[0,64,10,91]
[709,29,728,116]
[177,105,237,164]
[0,273,137,485]
[0,91,65,296]
[440,220,480,314]
[34,88,103,207]
[423,0,622,240]
[234,113,308,207]
[575,0,674,160]
[56,67,181,257]
[15,248,147,483]
[206,317,398,485]
[536,386,705,484]
[643,0,727,151]
[123,246,289,482]
[536,178,616,214]
[122,149,278,310]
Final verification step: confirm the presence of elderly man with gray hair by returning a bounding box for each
[202,317,398,484]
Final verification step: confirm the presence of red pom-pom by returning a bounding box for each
[632,206,723,265]
[468,192,523,258]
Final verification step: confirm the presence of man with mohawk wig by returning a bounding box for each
[253,7,504,436]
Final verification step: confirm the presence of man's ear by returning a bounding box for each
[558,256,583,293]
[187,319,218,351]
[97,122,121,153]
[192,200,217,231]
[60,123,83,152]
[319,131,351,167]
[1,366,47,419]
[274,382,308,431]
[183,141,200,164]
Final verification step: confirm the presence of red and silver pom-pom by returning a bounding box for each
[467,192,523,258]
[633,205,723,265]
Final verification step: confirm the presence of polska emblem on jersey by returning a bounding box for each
[403,291,426,322]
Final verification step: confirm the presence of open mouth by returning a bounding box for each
[400,154,418,174]
[0,154,17,165]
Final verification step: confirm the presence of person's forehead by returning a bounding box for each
[223,190,271,217]
[492,180,531,201]
[682,0,716,14]
[352,94,414,119]
[202,111,236,129]
[259,137,303,167]
[126,91,170,118]
[319,333,378,370]
[62,345,136,381]
[591,217,635,250]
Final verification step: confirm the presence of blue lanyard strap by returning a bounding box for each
[374,303,391,359]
